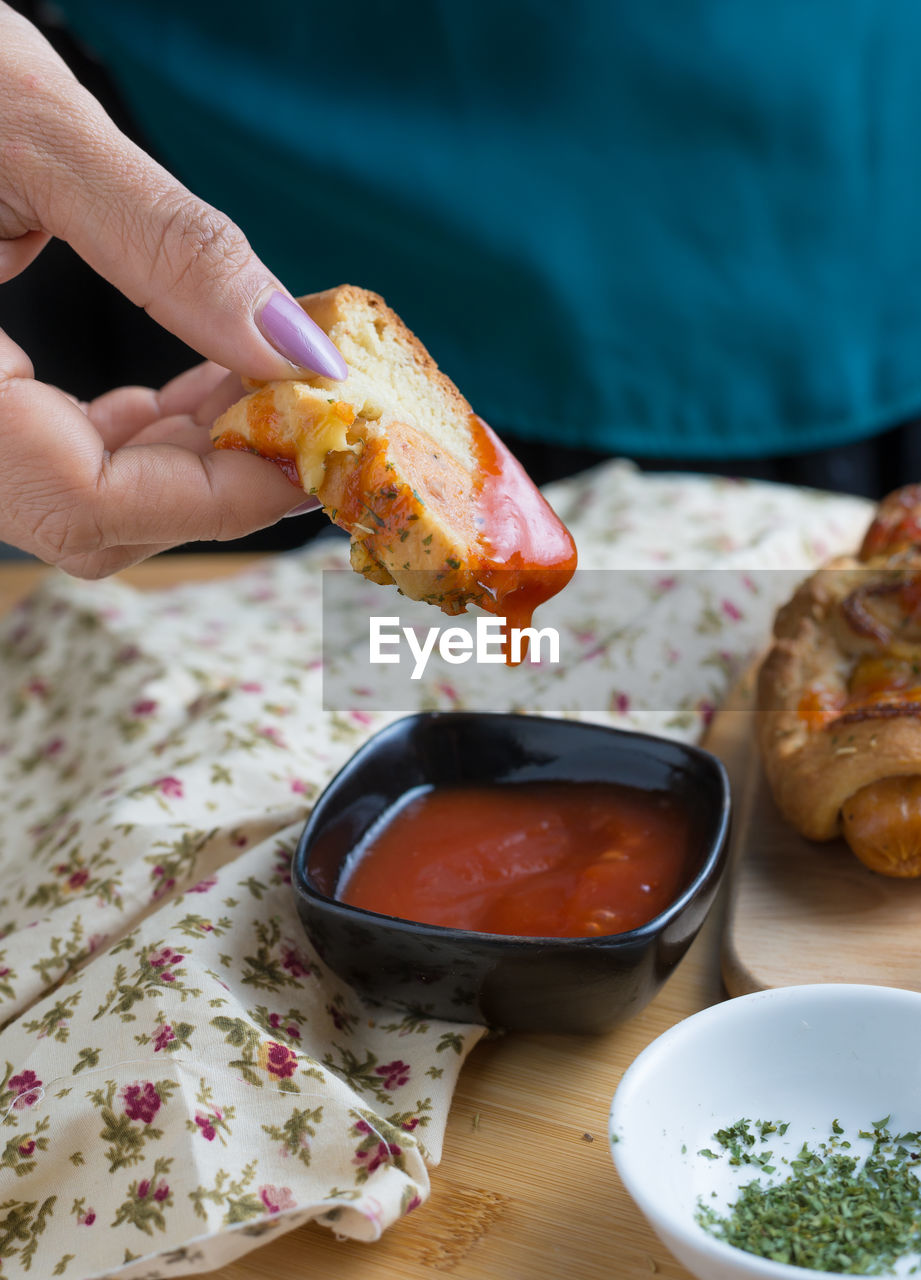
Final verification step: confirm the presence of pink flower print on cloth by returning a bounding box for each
[259,1041,299,1080]
[7,1069,42,1109]
[260,1185,297,1215]
[121,1081,161,1125]
[375,1060,411,1091]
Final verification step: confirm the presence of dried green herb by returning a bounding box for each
[707,1117,781,1171]
[696,1117,921,1274]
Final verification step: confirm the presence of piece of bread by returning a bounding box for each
[758,485,921,875]
[211,285,576,623]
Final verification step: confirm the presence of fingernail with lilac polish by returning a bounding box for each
[283,498,320,518]
[257,291,348,380]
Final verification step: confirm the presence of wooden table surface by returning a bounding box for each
[0,555,739,1280]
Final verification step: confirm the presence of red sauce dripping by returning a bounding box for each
[338,781,696,938]
[470,416,577,634]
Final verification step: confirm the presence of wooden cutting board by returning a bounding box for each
[711,668,921,997]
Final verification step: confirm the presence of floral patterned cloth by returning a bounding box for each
[0,461,871,1279]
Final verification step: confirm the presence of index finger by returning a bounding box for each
[1,7,345,382]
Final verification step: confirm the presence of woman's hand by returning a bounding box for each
[0,3,345,576]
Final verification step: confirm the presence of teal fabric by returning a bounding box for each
[54,0,921,456]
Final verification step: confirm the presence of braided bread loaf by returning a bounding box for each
[758,485,921,876]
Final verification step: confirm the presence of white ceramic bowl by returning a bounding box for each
[610,984,921,1280]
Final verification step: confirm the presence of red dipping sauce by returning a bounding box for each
[338,781,697,938]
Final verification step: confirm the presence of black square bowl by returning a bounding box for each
[292,712,730,1034]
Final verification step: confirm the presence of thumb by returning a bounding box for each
[1,7,346,382]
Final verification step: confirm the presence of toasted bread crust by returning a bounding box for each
[299,286,476,445]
